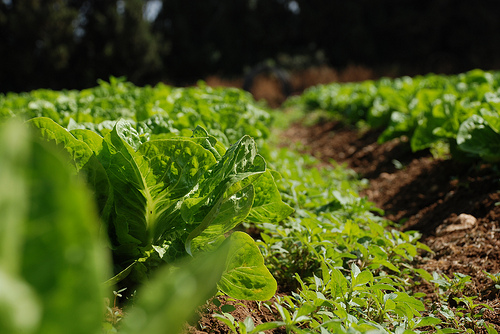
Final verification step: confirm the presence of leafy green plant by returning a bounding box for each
[432,296,494,334]
[457,113,500,162]
[261,264,438,333]
[0,120,109,334]
[6,74,500,333]
[452,295,494,333]
[27,117,291,300]
[426,272,499,333]
[243,143,453,333]
[431,272,472,301]
[483,270,500,291]
[2,77,274,151]
[272,297,314,334]
[0,119,262,334]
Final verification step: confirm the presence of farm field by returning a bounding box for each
[1,70,500,334]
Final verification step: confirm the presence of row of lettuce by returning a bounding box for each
[0,78,293,334]
[287,69,500,162]
[0,76,488,334]
[0,76,271,151]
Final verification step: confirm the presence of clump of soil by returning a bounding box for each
[281,120,500,331]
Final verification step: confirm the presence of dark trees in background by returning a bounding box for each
[0,0,162,92]
[152,0,302,84]
[287,0,500,75]
[71,0,162,87]
[1,0,500,93]
[0,0,80,92]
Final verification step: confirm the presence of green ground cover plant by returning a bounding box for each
[248,149,439,333]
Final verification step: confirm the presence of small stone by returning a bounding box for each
[436,213,477,236]
[380,172,394,180]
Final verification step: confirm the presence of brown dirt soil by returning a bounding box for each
[280,120,500,332]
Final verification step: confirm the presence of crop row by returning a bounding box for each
[0,78,289,333]
[1,75,497,333]
[0,76,272,150]
[287,69,500,162]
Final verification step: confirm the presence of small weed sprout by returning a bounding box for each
[105,288,127,327]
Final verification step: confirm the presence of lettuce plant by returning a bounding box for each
[27,117,292,301]
[0,120,109,334]
[0,119,252,334]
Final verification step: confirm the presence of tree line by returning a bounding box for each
[1,0,500,93]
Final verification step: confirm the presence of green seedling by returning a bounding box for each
[105,288,127,326]
[483,270,500,290]
[486,323,499,334]
[431,272,472,299]
[452,295,494,333]
[273,296,315,334]
[212,299,285,334]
